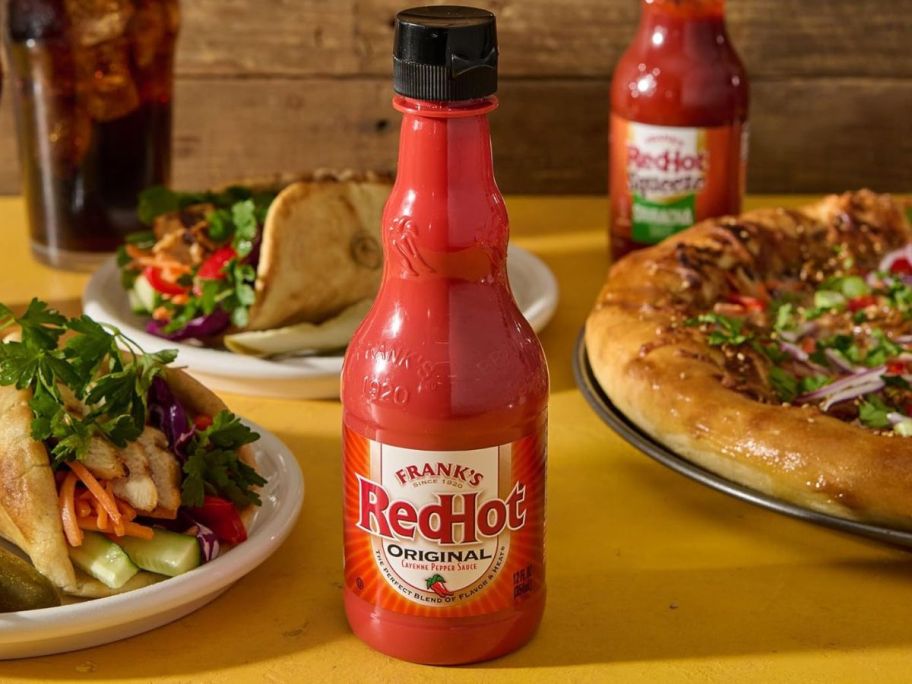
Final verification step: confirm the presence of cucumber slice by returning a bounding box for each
[117,529,201,577]
[130,273,157,314]
[68,532,139,589]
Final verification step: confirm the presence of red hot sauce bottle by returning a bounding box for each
[610,0,749,260]
[340,6,548,666]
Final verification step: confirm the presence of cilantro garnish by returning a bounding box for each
[0,300,176,464]
[812,334,863,366]
[182,411,265,508]
[800,375,830,393]
[859,395,894,429]
[685,313,752,347]
[772,301,795,333]
[864,329,902,367]
[769,366,799,402]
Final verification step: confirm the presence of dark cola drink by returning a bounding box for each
[6,0,179,270]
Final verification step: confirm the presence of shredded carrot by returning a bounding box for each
[117,499,137,522]
[58,473,84,547]
[68,462,125,536]
[96,501,108,528]
[77,517,155,540]
[125,244,147,260]
[152,306,170,322]
[76,499,92,518]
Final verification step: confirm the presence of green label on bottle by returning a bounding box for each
[631,194,697,244]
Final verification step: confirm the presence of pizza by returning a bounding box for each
[585,190,912,529]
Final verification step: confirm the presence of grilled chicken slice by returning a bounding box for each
[111,442,159,512]
[138,427,182,515]
[82,436,125,480]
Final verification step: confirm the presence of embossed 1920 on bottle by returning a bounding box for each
[340,6,548,665]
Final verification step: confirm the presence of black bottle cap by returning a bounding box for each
[393,6,498,101]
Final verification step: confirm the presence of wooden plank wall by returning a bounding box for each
[0,0,909,195]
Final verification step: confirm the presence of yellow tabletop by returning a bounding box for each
[3,195,912,683]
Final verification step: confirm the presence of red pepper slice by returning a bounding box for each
[193,414,213,431]
[847,294,877,312]
[891,258,912,275]
[143,266,188,296]
[188,495,247,544]
[197,246,237,280]
[726,293,767,313]
[887,360,907,375]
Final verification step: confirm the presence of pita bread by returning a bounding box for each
[246,174,390,331]
[0,366,255,598]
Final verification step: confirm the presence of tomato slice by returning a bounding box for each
[188,496,247,544]
[197,246,237,280]
[887,360,907,375]
[193,414,213,431]
[890,257,912,275]
[847,294,877,312]
[143,266,188,296]
[726,293,767,312]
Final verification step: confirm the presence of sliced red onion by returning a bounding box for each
[797,366,886,410]
[878,244,912,274]
[820,378,885,411]
[779,321,818,343]
[779,341,809,361]
[185,521,221,563]
[896,336,912,345]
[888,412,907,426]
[779,341,829,374]
[824,348,862,374]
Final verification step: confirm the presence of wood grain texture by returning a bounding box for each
[177,0,912,79]
[0,0,909,195]
[0,76,907,196]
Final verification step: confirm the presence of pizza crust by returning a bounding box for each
[585,190,912,529]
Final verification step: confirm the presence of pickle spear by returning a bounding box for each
[0,545,60,612]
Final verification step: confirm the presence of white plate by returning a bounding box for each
[0,421,304,660]
[83,245,559,399]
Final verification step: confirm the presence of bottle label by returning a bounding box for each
[343,425,546,616]
[610,114,747,247]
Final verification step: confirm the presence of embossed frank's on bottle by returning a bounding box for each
[340,6,548,665]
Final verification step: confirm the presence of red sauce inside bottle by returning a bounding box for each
[341,95,548,665]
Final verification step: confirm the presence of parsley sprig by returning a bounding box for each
[0,300,176,464]
[129,186,274,331]
[182,411,265,507]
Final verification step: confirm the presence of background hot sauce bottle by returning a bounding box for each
[610,0,749,260]
[340,6,548,666]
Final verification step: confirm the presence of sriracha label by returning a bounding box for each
[610,114,747,248]
[343,425,545,615]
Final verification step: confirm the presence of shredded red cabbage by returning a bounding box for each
[146,309,231,342]
[185,520,221,563]
[147,376,195,459]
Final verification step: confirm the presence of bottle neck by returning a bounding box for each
[636,0,730,53]
[393,96,498,200]
[386,95,507,280]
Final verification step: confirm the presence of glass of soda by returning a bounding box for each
[6,0,179,270]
